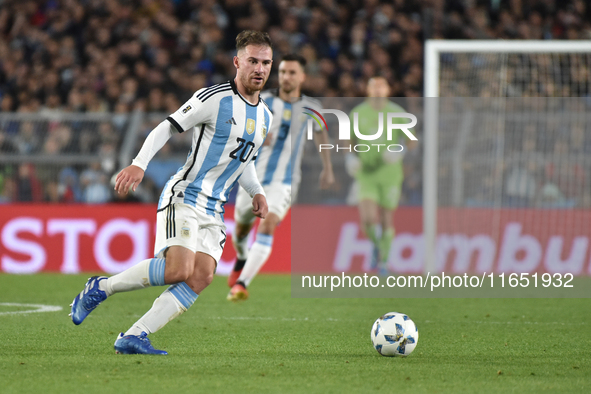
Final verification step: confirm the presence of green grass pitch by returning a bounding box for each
[0,273,590,394]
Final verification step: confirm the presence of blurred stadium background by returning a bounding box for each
[1,0,591,276]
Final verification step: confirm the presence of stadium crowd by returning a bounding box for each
[0,0,590,206]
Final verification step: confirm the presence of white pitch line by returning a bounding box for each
[0,303,63,316]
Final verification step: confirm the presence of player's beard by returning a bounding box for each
[280,82,295,96]
[241,73,267,95]
[280,78,294,91]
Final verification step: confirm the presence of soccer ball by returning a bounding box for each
[371,312,419,357]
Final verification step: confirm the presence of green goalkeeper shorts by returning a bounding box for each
[356,165,403,210]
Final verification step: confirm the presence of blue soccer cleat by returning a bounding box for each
[70,276,107,325]
[114,332,168,355]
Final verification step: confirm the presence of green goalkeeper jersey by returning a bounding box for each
[349,100,407,181]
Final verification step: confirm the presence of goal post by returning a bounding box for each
[423,40,591,275]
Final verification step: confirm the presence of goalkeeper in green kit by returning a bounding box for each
[346,76,413,274]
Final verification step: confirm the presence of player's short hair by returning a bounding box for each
[281,54,307,68]
[236,30,272,52]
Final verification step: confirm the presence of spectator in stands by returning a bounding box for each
[98,122,120,147]
[0,176,16,204]
[80,162,111,204]
[14,163,44,202]
[112,102,131,132]
[58,167,82,203]
[98,139,118,175]
[13,122,40,154]
[544,139,586,202]
[1,94,15,112]
[0,129,17,153]
[1,0,590,207]
[504,159,539,207]
[45,180,60,203]
[51,124,76,153]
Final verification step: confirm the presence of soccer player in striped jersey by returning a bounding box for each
[227,54,334,301]
[69,31,273,355]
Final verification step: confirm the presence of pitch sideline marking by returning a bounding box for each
[0,303,63,316]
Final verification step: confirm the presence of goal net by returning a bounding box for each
[423,40,591,276]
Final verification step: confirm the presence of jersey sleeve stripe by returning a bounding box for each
[196,82,230,100]
[201,87,233,102]
[198,84,231,101]
[167,116,184,133]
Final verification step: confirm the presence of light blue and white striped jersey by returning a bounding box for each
[255,90,321,188]
[158,80,272,219]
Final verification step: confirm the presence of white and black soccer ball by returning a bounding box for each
[371,312,419,357]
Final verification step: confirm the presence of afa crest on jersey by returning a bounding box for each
[283,109,291,121]
[246,119,255,134]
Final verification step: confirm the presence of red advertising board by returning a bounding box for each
[292,206,591,275]
[2,204,591,276]
[0,204,291,275]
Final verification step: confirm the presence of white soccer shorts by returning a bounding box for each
[154,203,227,263]
[234,183,292,225]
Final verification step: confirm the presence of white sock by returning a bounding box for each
[238,234,273,287]
[100,258,166,296]
[124,282,198,336]
[232,233,249,261]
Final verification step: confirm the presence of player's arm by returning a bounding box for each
[114,121,175,194]
[312,128,335,189]
[115,94,212,195]
[238,160,268,219]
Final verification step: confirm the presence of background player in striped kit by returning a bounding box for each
[69,31,273,354]
[228,54,335,301]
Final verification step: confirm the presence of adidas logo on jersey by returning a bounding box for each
[177,191,184,198]
[226,117,237,125]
